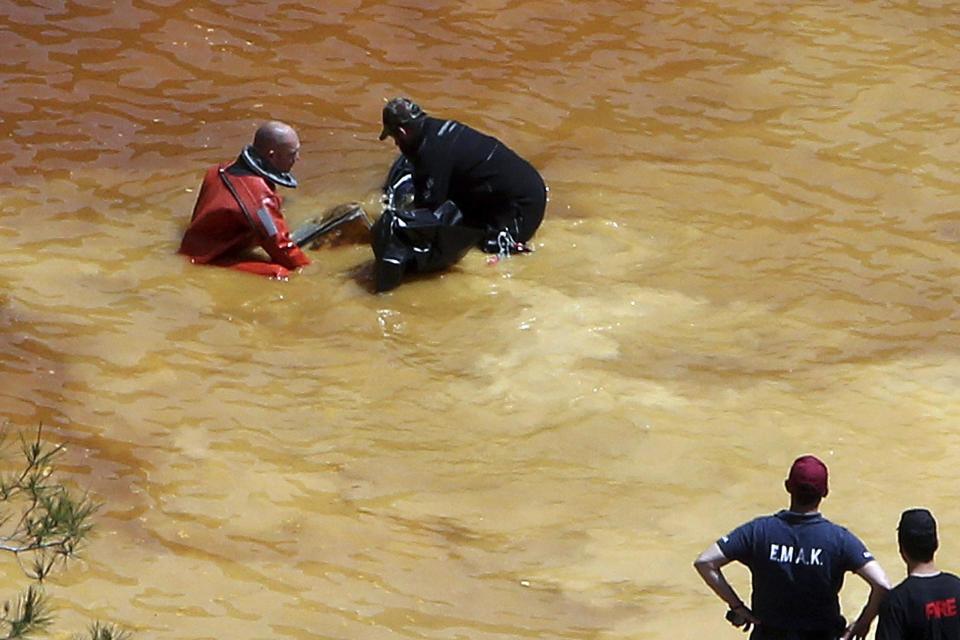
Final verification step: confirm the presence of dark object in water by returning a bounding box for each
[292,203,372,248]
[372,154,482,292]
[370,200,483,292]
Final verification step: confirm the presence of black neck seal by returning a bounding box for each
[240,145,298,188]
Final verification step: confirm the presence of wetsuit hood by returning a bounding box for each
[240,145,298,189]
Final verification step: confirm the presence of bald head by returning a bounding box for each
[253,121,300,173]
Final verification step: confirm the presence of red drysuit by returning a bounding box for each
[179,164,310,278]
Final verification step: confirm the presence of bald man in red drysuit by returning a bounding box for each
[179,121,310,278]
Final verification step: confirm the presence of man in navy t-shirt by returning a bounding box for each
[876,508,960,640]
[694,455,891,639]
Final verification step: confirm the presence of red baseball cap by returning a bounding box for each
[786,455,828,498]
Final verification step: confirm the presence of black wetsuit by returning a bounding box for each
[406,117,546,244]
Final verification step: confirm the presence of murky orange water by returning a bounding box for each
[1,1,958,638]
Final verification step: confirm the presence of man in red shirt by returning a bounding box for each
[179,121,310,278]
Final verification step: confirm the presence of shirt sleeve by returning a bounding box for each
[839,528,874,572]
[716,520,756,564]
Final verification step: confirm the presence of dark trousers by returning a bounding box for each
[512,183,547,243]
[485,178,547,244]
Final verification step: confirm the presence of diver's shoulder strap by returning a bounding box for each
[219,168,266,237]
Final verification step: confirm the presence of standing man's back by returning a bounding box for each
[877,509,960,640]
[719,509,874,633]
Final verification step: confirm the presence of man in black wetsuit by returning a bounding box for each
[377,97,547,254]
[876,508,960,640]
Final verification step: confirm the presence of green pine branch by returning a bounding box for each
[0,585,52,639]
[0,423,131,639]
[72,622,132,640]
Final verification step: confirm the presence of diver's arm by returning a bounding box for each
[413,134,454,210]
[254,196,310,269]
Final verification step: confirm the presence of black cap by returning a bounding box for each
[899,508,938,546]
[379,97,426,140]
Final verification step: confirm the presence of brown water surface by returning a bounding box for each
[0,1,958,638]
